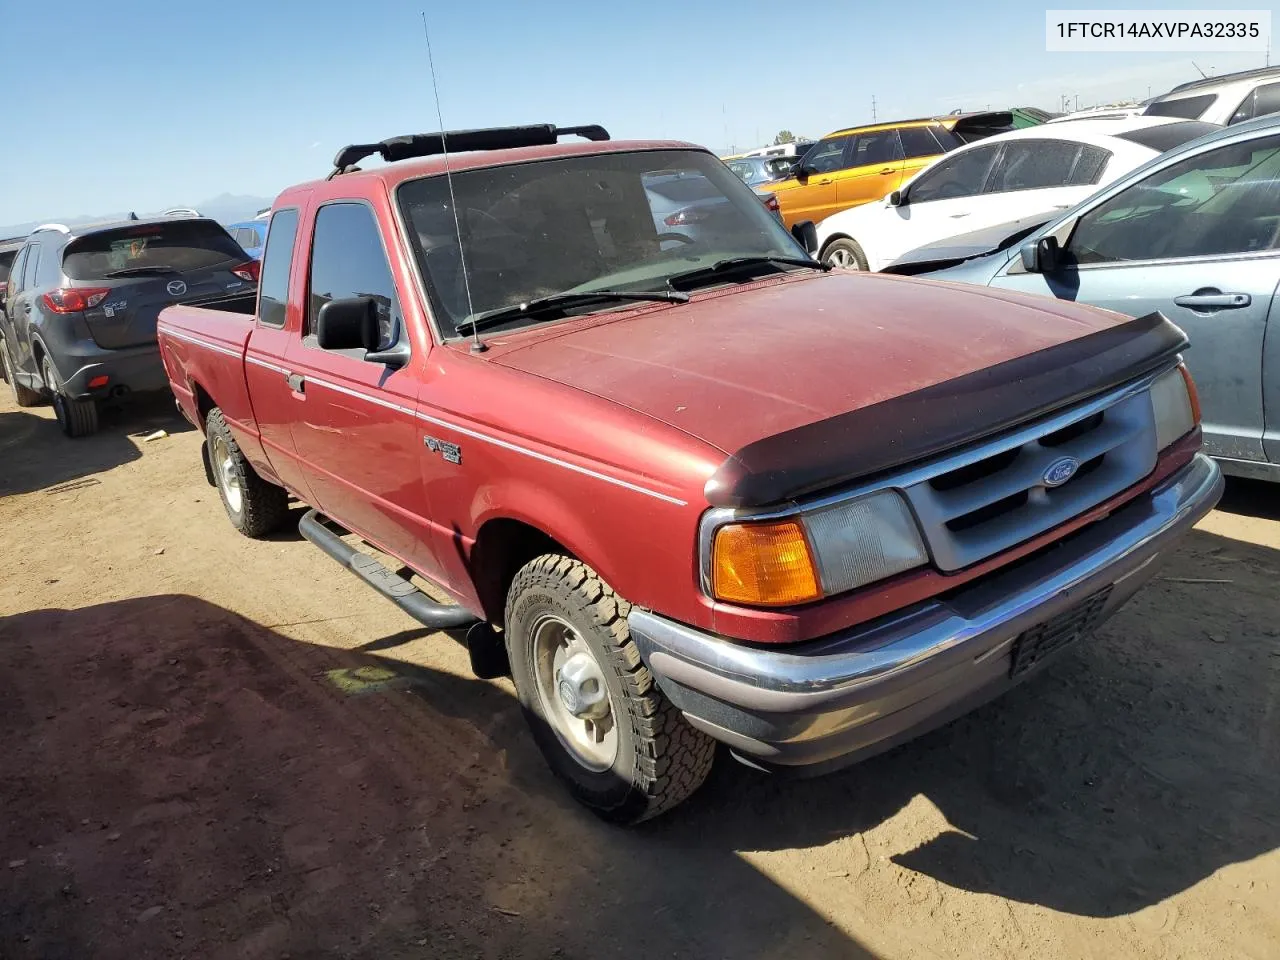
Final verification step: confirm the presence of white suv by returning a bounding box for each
[1143,67,1280,126]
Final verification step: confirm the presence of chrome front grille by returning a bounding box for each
[900,381,1159,572]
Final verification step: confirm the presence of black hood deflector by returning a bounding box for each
[704,311,1187,509]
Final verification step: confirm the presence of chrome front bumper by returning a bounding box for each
[627,454,1223,773]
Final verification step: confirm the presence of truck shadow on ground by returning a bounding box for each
[380,520,1279,920]
[0,595,874,960]
[0,395,192,498]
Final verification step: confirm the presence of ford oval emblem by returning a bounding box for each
[1042,456,1080,488]
[167,280,187,297]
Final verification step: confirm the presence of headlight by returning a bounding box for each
[1150,364,1199,450]
[707,491,928,607]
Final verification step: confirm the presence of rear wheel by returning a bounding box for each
[504,555,716,824]
[821,237,869,271]
[205,407,290,537]
[0,335,42,407]
[43,355,99,437]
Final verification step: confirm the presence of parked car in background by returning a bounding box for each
[157,122,1218,823]
[813,116,1220,271]
[227,220,269,259]
[915,113,1280,483]
[0,217,258,435]
[0,235,25,300]
[725,154,799,188]
[1143,66,1280,126]
[765,112,1024,228]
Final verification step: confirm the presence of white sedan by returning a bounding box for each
[813,116,1220,272]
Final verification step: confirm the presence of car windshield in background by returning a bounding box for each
[1116,120,1222,152]
[1144,93,1217,120]
[61,220,244,281]
[397,149,801,337]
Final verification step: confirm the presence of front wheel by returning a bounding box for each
[206,407,290,537]
[505,555,715,824]
[42,355,98,437]
[821,237,869,271]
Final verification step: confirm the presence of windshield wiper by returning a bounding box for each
[455,289,689,336]
[666,255,828,291]
[102,264,179,278]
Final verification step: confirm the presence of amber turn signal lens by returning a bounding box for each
[1178,364,1201,424]
[712,520,822,607]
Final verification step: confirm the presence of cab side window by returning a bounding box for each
[22,244,41,291]
[899,127,944,159]
[306,202,402,350]
[803,136,852,175]
[258,209,300,328]
[8,247,29,296]
[1068,135,1280,263]
[847,129,903,168]
[905,144,1001,203]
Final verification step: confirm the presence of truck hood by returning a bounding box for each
[488,272,1186,507]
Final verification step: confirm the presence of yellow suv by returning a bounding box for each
[767,113,1018,228]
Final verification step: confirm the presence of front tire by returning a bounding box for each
[42,355,98,437]
[504,555,715,824]
[1,335,42,407]
[205,407,289,537]
[821,237,869,271]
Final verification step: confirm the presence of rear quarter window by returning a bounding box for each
[62,221,245,281]
[1144,93,1217,120]
[1116,121,1222,153]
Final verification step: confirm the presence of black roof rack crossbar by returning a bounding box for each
[330,123,610,175]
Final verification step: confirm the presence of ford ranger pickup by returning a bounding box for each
[156,123,1223,823]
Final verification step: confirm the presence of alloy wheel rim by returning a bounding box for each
[211,434,243,514]
[827,247,857,269]
[530,614,618,771]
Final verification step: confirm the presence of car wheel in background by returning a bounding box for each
[205,407,290,537]
[504,554,716,824]
[1,335,43,408]
[42,355,99,437]
[822,238,869,271]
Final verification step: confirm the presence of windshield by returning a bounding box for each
[397,149,803,337]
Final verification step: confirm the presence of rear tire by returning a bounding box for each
[821,237,869,271]
[43,355,99,437]
[205,407,289,537]
[504,554,715,824]
[1,335,42,408]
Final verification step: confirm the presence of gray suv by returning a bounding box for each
[0,217,258,436]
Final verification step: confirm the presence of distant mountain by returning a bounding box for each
[0,192,276,239]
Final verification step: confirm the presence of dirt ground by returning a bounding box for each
[0,390,1277,960]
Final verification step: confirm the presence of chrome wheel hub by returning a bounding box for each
[211,434,243,513]
[827,247,856,269]
[531,615,618,771]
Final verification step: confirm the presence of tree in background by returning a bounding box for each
[773,130,795,145]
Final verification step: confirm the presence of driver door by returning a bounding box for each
[994,133,1280,465]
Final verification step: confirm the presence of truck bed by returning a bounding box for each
[157,301,278,484]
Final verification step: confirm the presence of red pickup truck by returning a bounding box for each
[157,123,1223,823]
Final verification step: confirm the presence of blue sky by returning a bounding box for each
[0,0,1274,225]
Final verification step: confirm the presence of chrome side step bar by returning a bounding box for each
[298,509,479,631]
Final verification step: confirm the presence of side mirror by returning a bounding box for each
[887,190,904,207]
[315,296,380,352]
[791,220,819,255]
[793,164,810,182]
[1019,236,1060,273]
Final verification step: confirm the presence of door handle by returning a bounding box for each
[286,372,305,393]
[949,212,971,218]
[816,178,833,185]
[879,167,896,175]
[1173,292,1251,310]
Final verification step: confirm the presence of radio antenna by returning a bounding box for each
[421,11,483,353]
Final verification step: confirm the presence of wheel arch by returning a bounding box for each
[468,515,576,628]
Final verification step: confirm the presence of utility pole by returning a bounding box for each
[871,95,877,122]
[1075,94,1080,111]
